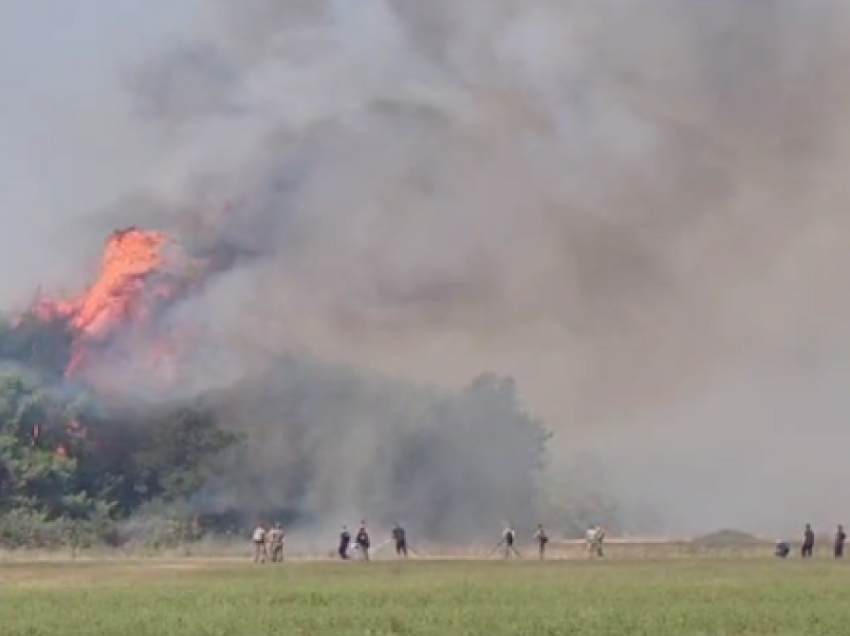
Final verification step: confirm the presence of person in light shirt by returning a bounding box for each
[252,523,268,563]
[594,526,606,557]
[586,525,605,557]
[585,525,596,556]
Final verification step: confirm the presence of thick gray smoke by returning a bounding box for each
[198,361,548,543]
[16,0,850,537]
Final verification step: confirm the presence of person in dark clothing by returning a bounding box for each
[801,524,815,558]
[339,526,351,560]
[835,525,846,559]
[774,540,790,559]
[356,522,371,561]
[392,523,408,558]
[502,525,520,559]
[534,524,549,560]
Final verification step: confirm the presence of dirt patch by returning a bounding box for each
[692,529,764,546]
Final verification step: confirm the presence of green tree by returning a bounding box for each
[0,368,86,519]
[129,402,242,504]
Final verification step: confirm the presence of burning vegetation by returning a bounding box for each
[32,228,188,382]
[0,226,243,546]
[0,225,556,546]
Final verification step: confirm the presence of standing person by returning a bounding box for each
[252,523,268,564]
[268,523,286,563]
[392,523,408,558]
[503,525,519,559]
[534,524,549,560]
[801,524,815,558]
[339,526,352,560]
[585,525,597,558]
[356,522,371,561]
[835,525,846,559]
[593,526,606,558]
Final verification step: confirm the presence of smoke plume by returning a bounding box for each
[12,0,850,536]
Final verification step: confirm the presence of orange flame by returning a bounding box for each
[32,422,82,458]
[32,227,185,381]
[72,228,169,337]
[66,228,179,377]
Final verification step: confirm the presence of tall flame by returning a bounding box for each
[33,227,183,380]
[72,228,169,337]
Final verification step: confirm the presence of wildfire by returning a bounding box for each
[72,229,170,337]
[17,224,232,459]
[33,227,186,380]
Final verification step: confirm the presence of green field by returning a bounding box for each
[1,559,848,635]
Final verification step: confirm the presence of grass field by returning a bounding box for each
[1,558,848,636]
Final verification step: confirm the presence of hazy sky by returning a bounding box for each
[4,0,850,536]
[0,1,200,290]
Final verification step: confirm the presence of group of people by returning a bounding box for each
[337,521,409,560]
[250,520,845,563]
[491,523,606,560]
[250,520,410,563]
[250,522,287,563]
[251,520,613,563]
[774,524,846,559]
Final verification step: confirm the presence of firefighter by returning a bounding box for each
[534,524,549,560]
[268,523,286,563]
[392,523,408,558]
[835,525,846,559]
[503,525,519,559]
[593,525,606,558]
[356,522,371,561]
[585,525,597,557]
[251,523,267,564]
[339,526,351,560]
[801,524,815,559]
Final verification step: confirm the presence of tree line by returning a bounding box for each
[0,312,241,548]
[0,311,561,548]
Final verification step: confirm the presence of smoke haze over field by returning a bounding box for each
[5,0,850,536]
